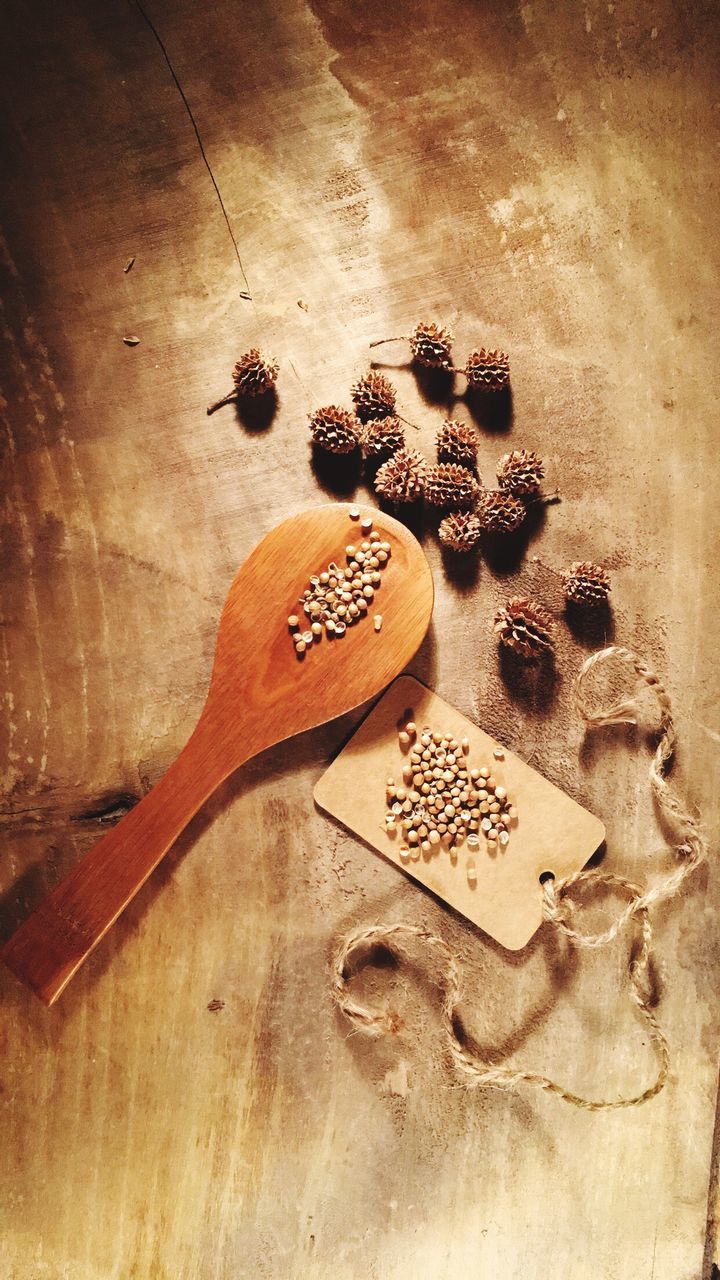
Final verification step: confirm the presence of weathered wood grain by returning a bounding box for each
[0,0,718,1277]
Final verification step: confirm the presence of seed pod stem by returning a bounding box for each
[369,336,409,348]
[531,555,563,578]
[206,390,237,415]
[396,413,420,432]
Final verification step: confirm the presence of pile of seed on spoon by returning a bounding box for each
[384,723,517,870]
[288,512,391,656]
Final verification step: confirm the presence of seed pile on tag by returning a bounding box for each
[384,722,517,876]
[288,514,391,656]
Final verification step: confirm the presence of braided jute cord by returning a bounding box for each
[331,646,707,1110]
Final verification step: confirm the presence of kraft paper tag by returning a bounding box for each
[314,676,605,950]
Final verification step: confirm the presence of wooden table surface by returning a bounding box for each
[1,2,718,1277]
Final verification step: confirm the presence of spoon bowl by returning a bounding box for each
[2,503,433,1005]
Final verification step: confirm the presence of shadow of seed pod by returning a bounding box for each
[463,383,513,433]
[236,387,278,432]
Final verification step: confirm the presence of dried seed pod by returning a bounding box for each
[462,348,510,392]
[374,448,427,504]
[207,348,279,413]
[436,419,479,467]
[438,510,483,552]
[477,489,525,534]
[497,449,544,496]
[232,349,279,396]
[494,596,555,660]
[425,463,481,509]
[360,417,406,459]
[369,321,454,370]
[351,370,397,422]
[564,561,611,607]
[409,321,454,369]
[308,405,361,453]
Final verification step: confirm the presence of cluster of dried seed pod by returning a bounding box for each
[289,515,391,656]
[370,322,455,370]
[493,559,612,661]
[369,322,510,393]
[384,723,517,870]
[207,333,612,673]
[207,349,279,415]
[371,417,551,561]
[307,371,409,465]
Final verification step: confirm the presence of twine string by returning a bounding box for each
[330,646,706,1109]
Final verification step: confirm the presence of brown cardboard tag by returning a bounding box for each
[314,676,605,950]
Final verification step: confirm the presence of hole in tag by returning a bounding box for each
[539,870,556,884]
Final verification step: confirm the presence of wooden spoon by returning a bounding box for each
[2,503,433,1005]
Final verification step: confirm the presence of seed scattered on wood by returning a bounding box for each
[349,507,360,520]
[123,256,135,273]
[374,614,383,632]
[123,335,140,346]
[493,748,505,761]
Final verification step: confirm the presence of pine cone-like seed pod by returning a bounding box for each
[464,348,510,392]
[308,405,361,454]
[478,489,526,534]
[351,370,397,422]
[564,562,611,607]
[232,348,279,396]
[360,417,406,460]
[436,419,479,467]
[438,510,483,552]
[494,597,555,660]
[409,321,454,369]
[374,448,427,504]
[497,449,544,496]
[425,463,481,509]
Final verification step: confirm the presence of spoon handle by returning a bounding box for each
[2,713,238,1005]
